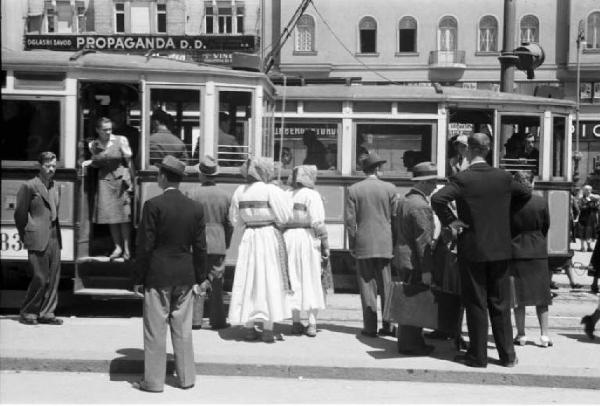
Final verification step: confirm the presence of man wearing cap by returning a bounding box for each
[448,134,469,175]
[188,155,234,329]
[148,109,189,165]
[392,162,440,355]
[345,152,397,337]
[431,133,531,368]
[133,155,207,392]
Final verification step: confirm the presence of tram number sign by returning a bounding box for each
[0,228,25,260]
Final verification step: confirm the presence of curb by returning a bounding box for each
[2,357,599,390]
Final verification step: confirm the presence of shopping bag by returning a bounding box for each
[383,281,461,335]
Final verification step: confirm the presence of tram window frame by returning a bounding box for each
[1,96,64,167]
[145,86,203,169]
[552,115,568,180]
[216,87,255,170]
[352,121,437,177]
[497,113,543,177]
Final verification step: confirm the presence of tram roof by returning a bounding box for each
[275,84,576,109]
[1,48,271,82]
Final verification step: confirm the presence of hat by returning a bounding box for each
[453,134,468,146]
[292,165,317,189]
[361,152,387,171]
[156,155,186,176]
[199,155,219,176]
[411,161,439,180]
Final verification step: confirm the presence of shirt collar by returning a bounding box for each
[163,187,177,193]
[468,157,487,167]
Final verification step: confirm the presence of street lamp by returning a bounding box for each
[573,19,585,184]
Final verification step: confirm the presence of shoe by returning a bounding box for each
[360,330,378,338]
[591,285,599,294]
[425,330,451,340]
[398,344,434,356]
[377,327,395,337]
[550,281,559,290]
[210,323,230,330]
[38,318,63,325]
[132,381,163,393]
[454,336,469,351]
[581,315,596,340]
[513,335,527,346]
[539,335,554,347]
[262,329,275,343]
[122,252,131,261]
[454,354,486,368]
[244,327,260,341]
[305,324,317,337]
[19,317,37,325]
[181,384,195,390]
[109,247,123,260]
[500,357,519,368]
[291,322,304,335]
[571,283,583,289]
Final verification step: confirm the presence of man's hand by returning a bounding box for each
[193,280,211,297]
[133,284,144,297]
[448,219,469,235]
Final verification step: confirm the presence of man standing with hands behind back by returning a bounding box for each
[431,133,531,368]
[133,155,207,392]
[15,152,63,326]
[345,152,397,337]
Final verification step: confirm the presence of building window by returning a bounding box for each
[130,4,151,33]
[295,14,315,52]
[218,7,233,33]
[439,16,458,51]
[398,16,417,53]
[478,15,498,52]
[359,16,377,53]
[115,2,125,33]
[520,14,539,44]
[581,82,600,104]
[157,2,167,33]
[76,1,87,33]
[587,11,600,49]
[237,6,244,33]
[205,3,244,34]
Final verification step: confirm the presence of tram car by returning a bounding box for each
[1,47,576,300]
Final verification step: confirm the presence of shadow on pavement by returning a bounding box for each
[559,332,600,344]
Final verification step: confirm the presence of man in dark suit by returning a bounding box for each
[431,133,531,368]
[188,155,234,329]
[133,155,207,392]
[15,152,63,326]
[345,152,397,337]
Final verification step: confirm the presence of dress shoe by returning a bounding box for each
[210,323,230,330]
[262,329,275,343]
[19,317,37,325]
[424,330,451,340]
[290,322,304,335]
[305,324,317,337]
[181,384,195,390]
[500,357,519,368]
[109,247,123,261]
[360,330,378,338]
[38,317,63,325]
[581,315,596,339]
[570,283,583,290]
[539,335,553,347]
[454,336,469,351]
[454,354,486,368]
[590,285,599,294]
[132,381,163,393]
[122,252,131,261]
[244,327,261,341]
[398,344,434,356]
[377,328,395,337]
[550,281,559,290]
[513,335,528,346]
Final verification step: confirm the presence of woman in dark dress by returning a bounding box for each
[577,185,600,252]
[89,117,134,260]
[510,171,553,347]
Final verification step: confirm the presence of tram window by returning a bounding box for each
[274,121,340,171]
[355,123,434,176]
[499,115,541,175]
[148,89,200,166]
[1,71,6,88]
[552,116,567,178]
[303,101,343,113]
[1,100,60,162]
[217,90,252,167]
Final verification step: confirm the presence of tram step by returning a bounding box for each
[73,287,142,299]
[76,260,134,277]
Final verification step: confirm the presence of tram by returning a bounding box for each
[1,47,576,299]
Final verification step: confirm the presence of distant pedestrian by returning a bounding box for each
[345,152,397,337]
[228,158,293,343]
[509,171,553,348]
[285,165,328,337]
[432,133,531,368]
[15,152,63,326]
[577,185,599,252]
[581,297,600,340]
[392,162,440,355]
[188,155,234,329]
[148,109,189,165]
[133,155,207,392]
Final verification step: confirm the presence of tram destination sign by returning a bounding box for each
[24,34,256,52]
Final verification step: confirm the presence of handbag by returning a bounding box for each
[383,281,461,335]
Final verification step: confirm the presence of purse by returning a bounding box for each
[383,281,461,335]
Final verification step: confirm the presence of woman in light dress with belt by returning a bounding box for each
[284,165,329,337]
[227,158,293,343]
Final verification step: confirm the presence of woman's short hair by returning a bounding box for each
[38,151,57,164]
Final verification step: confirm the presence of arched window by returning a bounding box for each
[295,14,315,52]
[478,15,498,52]
[520,14,539,44]
[439,16,457,51]
[359,16,377,53]
[398,16,417,52]
[587,11,600,49]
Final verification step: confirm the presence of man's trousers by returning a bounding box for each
[207,254,227,327]
[356,257,391,334]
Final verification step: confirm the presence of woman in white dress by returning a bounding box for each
[228,158,293,343]
[285,165,328,337]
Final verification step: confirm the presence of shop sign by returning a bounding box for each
[448,123,473,137]
[24,34,256,52]
[580,121,600,140]
[274,123,338,138]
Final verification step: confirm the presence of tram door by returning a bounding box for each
[74,82,141,296]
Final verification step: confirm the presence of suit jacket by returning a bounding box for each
[431,162,531,262]
[511,193,549,259]
[148,129,190,165]
[392,188,434,281]
[135,189,207,288]
[14,176,62,251]
[345,176,397,259]
[187,182,233,255]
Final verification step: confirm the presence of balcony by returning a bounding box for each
[428,50,466,83]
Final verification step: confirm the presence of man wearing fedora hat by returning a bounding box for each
[392,161,440,355]
[345,152,397,337]
[133,155,207,392]
[188,155,234,329]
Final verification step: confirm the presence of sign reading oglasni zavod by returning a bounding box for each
[24,35,256,52]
